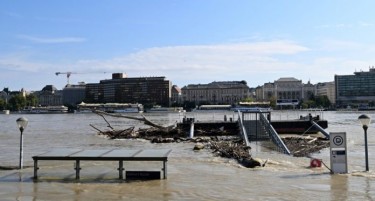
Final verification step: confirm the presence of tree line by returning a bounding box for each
[0,94,38,111]
[0,93,332,112]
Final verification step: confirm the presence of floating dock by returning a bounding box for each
[271,119,328,134]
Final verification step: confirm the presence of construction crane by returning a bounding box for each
[55,72,78,85]
[55,71,111,85]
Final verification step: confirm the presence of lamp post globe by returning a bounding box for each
[16,117,28,133]
[358,114,371,172]
[16,117,28,169]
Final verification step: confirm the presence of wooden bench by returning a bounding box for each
[32,148,172,180]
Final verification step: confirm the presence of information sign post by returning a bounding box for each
[330,132,348,174]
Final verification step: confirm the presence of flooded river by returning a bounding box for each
[0,110,374,200]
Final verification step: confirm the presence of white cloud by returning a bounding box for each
[0,52,62,73]
[69,41,309,86]
[316,21,375,29]
[3,39,375,90]
[76,40,309,70]
[318,39,364,52]
[17,35,86,44]
[358,21,374,27]
[315,23,353,29]
[2,11,23,19]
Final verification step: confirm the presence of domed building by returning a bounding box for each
[36,85,63,106]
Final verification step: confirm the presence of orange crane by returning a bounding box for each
[55,72,78,85]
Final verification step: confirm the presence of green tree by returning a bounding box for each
[241,97,254,102]
[315,95,331,108]
[183,101,196,111]
[8,94,26,111]
[302,100,316,108]
[26,94,38,107]
[269,96,277,108]
[0,98,6,110]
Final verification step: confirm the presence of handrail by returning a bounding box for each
[310,120,330,139]
[259,113,291,155]
[237,110,250,147]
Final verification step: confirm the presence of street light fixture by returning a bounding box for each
[358,114,371,171]
[16,117,28,169]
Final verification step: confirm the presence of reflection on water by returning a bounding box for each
[0,111,374,200]
[330,174,348,201]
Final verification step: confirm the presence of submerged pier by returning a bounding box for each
[32,148,172,180]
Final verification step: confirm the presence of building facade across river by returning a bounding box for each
[335,67,375,107]
[181,81,251,105]
[85,73,171,107]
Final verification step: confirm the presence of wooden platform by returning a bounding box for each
[32,148,172,180]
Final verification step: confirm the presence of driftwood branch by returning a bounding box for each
[90,124,104,134]
[96,112,114,130]
[92,110,175,131]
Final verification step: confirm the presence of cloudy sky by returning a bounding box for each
[1,1,375,91]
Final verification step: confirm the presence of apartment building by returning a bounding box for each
[316,81,335,105]
[181,81,250,105]
[85,73,172,107]
[335,67,375,107]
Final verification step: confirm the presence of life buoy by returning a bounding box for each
[310,158,322,168]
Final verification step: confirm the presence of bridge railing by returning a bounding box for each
[258,112,291,155]
[237,110,250,147]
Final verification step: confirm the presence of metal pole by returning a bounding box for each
[189,121,194,138]
[19,130,23,169]
[118,160,124,179]
[364,126,369,171]
[75,160,80,179]
[163,160,167,179]
[33,159,38,179]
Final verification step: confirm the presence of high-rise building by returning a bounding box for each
[85,73,172,107]
[62,82,86,106]
[85,83,104,103]
[335,67,375,107]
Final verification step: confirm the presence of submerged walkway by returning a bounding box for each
[32,148,172,180]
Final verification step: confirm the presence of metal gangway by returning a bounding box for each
[237,110,290,155]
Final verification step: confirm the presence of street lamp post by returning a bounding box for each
[16,117,28,169]
[358,114,371,172]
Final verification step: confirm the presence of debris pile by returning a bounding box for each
[282,136,330,157]
[209,139,264,168]
[90,110,330,168]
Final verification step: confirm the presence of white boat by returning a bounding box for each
[2,110,10,115]
[22,106,69,114]
[113,107,142,113]
[231,107,272,112]
[74,108,93,113]
[147,106,185,113]
[77,102,143,113]
[196,105,232,111]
